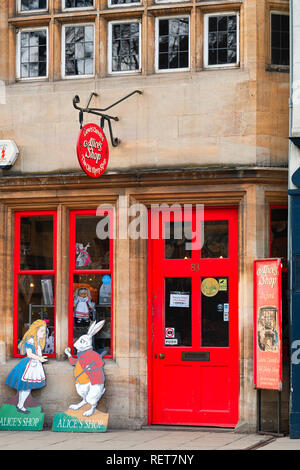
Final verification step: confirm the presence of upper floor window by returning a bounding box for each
[17,28,48,80]
[18,0,47,12]
[63,0,94,9]
[271,12,289,67]
[204,13,239,68]
[108,21,141,74]
[108,0,141,7]
[155,16,190,72]
[62,24,94,78]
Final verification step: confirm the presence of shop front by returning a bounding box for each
[0,168,288,430]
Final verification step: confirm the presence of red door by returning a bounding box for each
[148,206,239,427]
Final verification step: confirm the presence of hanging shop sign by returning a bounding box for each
[0,140,19,169]
[253,259,282,391]
[76,123,109,178]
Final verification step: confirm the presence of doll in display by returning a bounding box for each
[75,242,92,268]
[5,320,48,414]
[74,287,96,326]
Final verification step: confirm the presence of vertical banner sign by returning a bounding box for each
[253,259,282,391]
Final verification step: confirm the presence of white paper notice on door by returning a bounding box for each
[170,292,190,308]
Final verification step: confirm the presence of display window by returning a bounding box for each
[69,209,113,358]
[13,211,57,357]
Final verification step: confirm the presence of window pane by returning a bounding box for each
[201,220,228,258]
[111,23,140,72]
[158,18,189,70]
[165,221,192,259]
[201,277,229,347]
[64,0,93,7]
[207,15,238,66]
[270,208,288,263]
[18,274,55,353]
[110,0,140,4]
[20,30,47,78]
[73,274,111,355]
[165,278,192,347]
[271,14,289,66]
[64,25,94,76]
[20,0,47,11]
[20,216,53,270]
[75,215,110,269]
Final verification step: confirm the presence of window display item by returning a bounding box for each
[52,321,109,432]
[0,320,47,430]
[74,287,96,325]
[75,242,92,268]
[99,275,111,306]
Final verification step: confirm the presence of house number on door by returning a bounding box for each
[191,264,200,272]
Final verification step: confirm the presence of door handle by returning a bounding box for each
[159,353,165,359]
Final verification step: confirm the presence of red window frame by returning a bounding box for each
[13,210,57,358]
[68,208,113,358]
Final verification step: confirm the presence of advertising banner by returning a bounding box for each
[253,259,282,390]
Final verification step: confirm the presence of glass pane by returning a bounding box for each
[18,274,55,353]
[165,278,191,346]
[75,215,110,269]
[201,220,228,258]
[20,216,53,270]
[201,277,229,347]
[270,208,287,263]
[165,221,192,259]
[73,274,111,355]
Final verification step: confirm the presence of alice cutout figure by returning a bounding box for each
[5,320,48,414]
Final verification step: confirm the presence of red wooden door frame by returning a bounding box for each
[13,210,57,358]
[147,206,239,427]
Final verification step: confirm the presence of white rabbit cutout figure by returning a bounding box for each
[65,320,106,417]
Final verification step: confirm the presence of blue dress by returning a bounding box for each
[5,340,46,391]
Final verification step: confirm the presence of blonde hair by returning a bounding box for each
[18,319,47,355]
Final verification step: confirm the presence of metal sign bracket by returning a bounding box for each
[73,90,142,147]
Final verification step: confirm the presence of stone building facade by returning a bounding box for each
[0,0,290,430]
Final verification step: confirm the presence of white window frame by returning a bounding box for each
[108,0,141,9]
[16,26,49,81]
[108,20,142,75]
[270,10,289,67]
[203,12,240,69]
[17,0,48,14]
[62,0,95,12]
[61,23,95,80]
[155,15,190,73]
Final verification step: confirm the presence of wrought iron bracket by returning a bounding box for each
[73,90,142,147]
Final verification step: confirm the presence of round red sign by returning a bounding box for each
[76,123,109,178]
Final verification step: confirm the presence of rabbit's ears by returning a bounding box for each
[87,320,105,337]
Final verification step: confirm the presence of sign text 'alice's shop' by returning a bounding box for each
[76,123,109,178]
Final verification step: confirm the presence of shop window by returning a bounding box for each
[63,0,94,8]
[18,0,47,12]
[14,211,56,357]
[108,21,141,74]
[204,13,239,68]
[155,17,190,72]
[271,12,289,67]
[69,210,113,358]
[62,24,94,78]
[270,206,288,362]
[270,206,288,263]
[17,28,48,79]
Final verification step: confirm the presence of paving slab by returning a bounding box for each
[0,428,297,451]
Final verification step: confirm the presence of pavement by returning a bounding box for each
[0,427,299,451]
